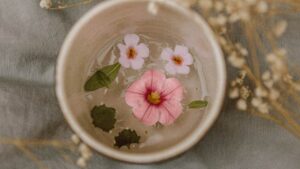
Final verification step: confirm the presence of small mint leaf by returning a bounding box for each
[91,105,116,132]
[84,63,121,91]
[188,100,208,109]
[114,129,140,148]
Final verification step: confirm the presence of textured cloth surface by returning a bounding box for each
[0,1,299,169]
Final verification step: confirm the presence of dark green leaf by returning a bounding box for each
[114,129,140,148]
[188,100,208,109]
[84,63,121,91]
[91,105,117,132]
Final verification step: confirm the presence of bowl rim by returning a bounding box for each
[55,0,226,164]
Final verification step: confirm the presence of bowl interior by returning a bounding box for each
[56,0,225,163]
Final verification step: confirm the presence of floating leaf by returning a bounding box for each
[188,100,208,109]
[114,129,140,148]
[84,63,121,91]
[91,105,116,132]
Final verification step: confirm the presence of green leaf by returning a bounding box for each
[188,100,208,109]
[114,129,140,148]
[91,105,117,132]
[84,63,121,91]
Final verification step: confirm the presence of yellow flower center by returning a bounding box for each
[172,55,183,65]
[127,47,137,59]
[147,91,161,105]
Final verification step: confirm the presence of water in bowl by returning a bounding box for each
[84,33,208,152]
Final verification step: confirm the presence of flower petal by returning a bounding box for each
[182,52,193,65]
[165,62,176,75]
[174,45,193,65]
[118,56,130,68]
[140,70,166,91]
[141,106,160,125]
[117,44,127,56]
[131,99,150,119]
[124,34,139,46]
[159,99,183,125]
[126,78,147,95]
[176,65,190,74]
[161,78,183,101]
[161,48,173,61]
[174,45,189,55]
[136,43,149,58]
[125,87,145,107]
[130,57,144,70]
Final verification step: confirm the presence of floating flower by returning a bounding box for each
[118,34,149,70]
[125,70,184,125]
[161,45,193,75]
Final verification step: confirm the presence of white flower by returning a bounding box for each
[269,89,280,100]
[40,0,52,9]
[237,99,247,111]
[258,103,269,114]
[71,134,80,145]
[76,157,87,168]
[198,0,213,10]
[251,97,263,107]
[256,1,268,13]
[148,1,159,15]
[229,87,239,99]
[118,34,149,70]
[228,52,245,68]
[273,20,287,37]
[161,45,193,75]
[255,87,268,97]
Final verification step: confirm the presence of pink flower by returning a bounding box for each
[125,70,184,125]
[161,45,193,75]
[118,34,149,70]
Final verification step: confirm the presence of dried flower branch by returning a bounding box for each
[197,0,300,138]
[0,134,93,169]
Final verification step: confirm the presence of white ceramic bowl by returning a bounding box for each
[56,0,226,163]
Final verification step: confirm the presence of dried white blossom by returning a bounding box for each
[245,0,257,5]
[273,20,288,37]
[148,1,159,16]
[251,97,263,107]
[269,89,280,100]
[255,87,268,98]
[71,134,80,145]
[256,1,268,13]
[214,1,224,12]
[79,143,90,154]
[228,52,245,68]
[198,0,213,10]
[237,99,247,111]
[240,86,250,99]
[239,10,250,21]
[40,0,52,9]
[264,79,274,88]
[262,71,271,80]
[236,43,249,56]
[209,15,227,26]
[229,13,240,23]
[77,157,87,168]
[258,103,269,114]
[229,88,239,99]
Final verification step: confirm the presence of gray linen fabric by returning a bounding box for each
[0,0,299,169]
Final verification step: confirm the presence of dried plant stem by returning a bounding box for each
[0,138,74,148]
[16,144,48,169]
[243,21,261,77]
[0,138,76,169]
[48,0,93,10]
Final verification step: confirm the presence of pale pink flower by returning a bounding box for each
[161,45,193,75]
[118,34,149,70]
[125,70,184,125]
